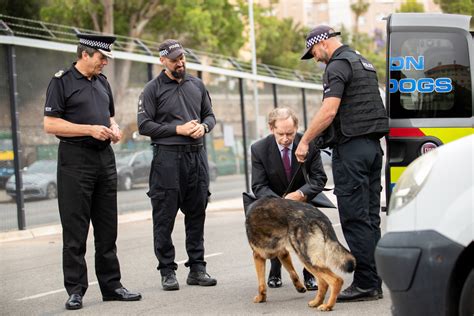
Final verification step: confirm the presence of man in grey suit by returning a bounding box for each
[250,107,329,290]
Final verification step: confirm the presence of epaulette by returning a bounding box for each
[98,73,107,79]
[54,69,68,78]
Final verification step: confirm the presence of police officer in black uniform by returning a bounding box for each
[137,39,217,291]
[295,25,389,302]
[44,33,141,310]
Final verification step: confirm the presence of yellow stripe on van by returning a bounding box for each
[390,166,406,185]
[419,128,473,144]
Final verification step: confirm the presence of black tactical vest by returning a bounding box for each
[324,47,389,141]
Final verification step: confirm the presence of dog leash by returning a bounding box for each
[283,160,333,197]
[283,162,303,197]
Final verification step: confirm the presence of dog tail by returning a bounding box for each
[328,242,356,273]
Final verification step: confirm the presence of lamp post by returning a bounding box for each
[248,0,260,138]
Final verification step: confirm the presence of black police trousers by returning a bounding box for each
[332,136,383,290]
[57,141,122,296]
[148,145,210,276]
[269,258,313,281]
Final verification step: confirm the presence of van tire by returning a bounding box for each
[459,269,474,316]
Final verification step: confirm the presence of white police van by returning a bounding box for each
[375,13,473,316]
[376,135,473,316]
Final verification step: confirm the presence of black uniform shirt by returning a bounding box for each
[44,63,114,143]
[137,70,216,145]
[322,45,354,145]
[322,45,353,100]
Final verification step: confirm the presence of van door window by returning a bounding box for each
[389,32,472,118]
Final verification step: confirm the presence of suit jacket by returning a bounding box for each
[251,133,328,203]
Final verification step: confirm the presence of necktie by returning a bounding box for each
[282,147,291,181]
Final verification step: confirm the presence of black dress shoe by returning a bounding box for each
[337,284,380,302]
[65,294,82,310]
[186,271,217,286]
[162,273,180,291]
[267,276,282,288]
[304,277,318,291]
[102,287,142,301]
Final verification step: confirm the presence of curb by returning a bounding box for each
[0,198,243,244]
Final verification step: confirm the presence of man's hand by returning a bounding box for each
[110,124,122,144]
[190,124,205,139]
[176,120,199,136]
[284,191,307,202]
[295,141,309,163]
[90,125,115,141]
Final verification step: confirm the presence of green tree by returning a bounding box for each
[39,0,244,97]
[0,0,45,20]
[255,16,307,69]
[351,0,370,35]
[434,0,473,16]
[350,0,370,49]
[40,0,102,31]
[398,0,425,12]
[40,0,244,56]
[237,3,307,69]
[146,0,245,57]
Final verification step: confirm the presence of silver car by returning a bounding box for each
[6,160,57,200]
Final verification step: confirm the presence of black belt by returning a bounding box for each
[153,144,203,152]
[60,140,110,150]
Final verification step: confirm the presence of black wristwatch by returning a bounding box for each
[202,123,209,133]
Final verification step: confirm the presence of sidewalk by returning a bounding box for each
[0,197,244,243]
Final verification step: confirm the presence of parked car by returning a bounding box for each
[0,160,14,189]
[116,150,153,191]
[375,135,473,316]
[6,160,57,200]
[208,160,218,182]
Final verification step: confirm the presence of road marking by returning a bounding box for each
[17,282,99,301]
[16,252,224,301]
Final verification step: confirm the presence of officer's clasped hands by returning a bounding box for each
[110,124,122,144]
[90,125,115,142]
[176,119,205,139]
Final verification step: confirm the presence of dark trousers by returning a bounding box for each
[57,142,122,296]
[332,137,383,290]
[269,258,313,281]
[148,146,210,276]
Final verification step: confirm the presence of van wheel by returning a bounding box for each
[120,175,132,191]
[459,269,474,316]
[46,183,57,199]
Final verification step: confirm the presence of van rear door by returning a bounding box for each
[385,13,473,207]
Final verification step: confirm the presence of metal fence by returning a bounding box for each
[0,15,324,232]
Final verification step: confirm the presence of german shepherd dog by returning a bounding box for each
[245,196,355,311]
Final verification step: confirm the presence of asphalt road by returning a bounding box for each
[0,204,392,316]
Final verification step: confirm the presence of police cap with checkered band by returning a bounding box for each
[301,25,341,60]
[77,33,116,58]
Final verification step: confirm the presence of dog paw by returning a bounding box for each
[296,286,307,293]
[253,294,266,303]
[308,299,323,308]
[317,304,333,311]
